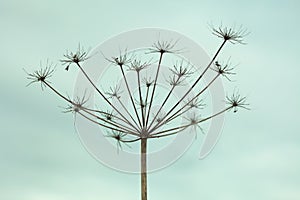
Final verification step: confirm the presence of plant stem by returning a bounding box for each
[144,86,150,124]
[120,66,142,128]
[145,53,163,127]
[141,138,147,200]
[137,72,145,127]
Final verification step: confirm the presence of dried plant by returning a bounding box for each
[26,25,249,200]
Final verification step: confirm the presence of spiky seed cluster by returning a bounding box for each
[167,75,184,86]
[211,61,236,81]
[167,61,193,86]
[61,45,89,71]
[148,40,180,54]
[106,131,129,152]
[106,84,122,99]
[153,111,166,123]
[134,99,146,109]
[170,62,193,78]
[64,93,89,113]
[106,51,132,67]
[25,64,55,90]
[186,98,205,110]
[142,77,154,88]
[211,25,248,44]
[184,113,204,134]
[226,92,249,113]
[102,110,115,121]
[107,130,126,141]
[129,59,152,73]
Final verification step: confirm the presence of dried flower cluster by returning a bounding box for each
[26,25,249,200]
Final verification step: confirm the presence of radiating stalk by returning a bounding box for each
[145,53,164,127]
[137,72,145,127]
[120,66,142,128]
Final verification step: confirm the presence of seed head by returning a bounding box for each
[211,24,249,44]
[185,98,206,110]
[167,75,184,86]
[106,50,132,67]
[61,44,89,71]
[102,110,115,121]
[170,60,193,78]
[64,92,89,113]
[24,61,55,90]
[128,59,152,73]
[211,60,236,81]
[226,91,250,113]
[184,112,205,134]
[106,130,129,153]
[148,39,181,54]
[142,77,154,88]
[106,84,123,99]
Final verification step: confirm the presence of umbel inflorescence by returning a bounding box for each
[26,25,249,200]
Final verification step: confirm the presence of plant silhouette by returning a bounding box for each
[26,25,249,200]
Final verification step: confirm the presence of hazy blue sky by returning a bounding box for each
[1,0,300,199]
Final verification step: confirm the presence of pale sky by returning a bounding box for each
[1,0,300,199]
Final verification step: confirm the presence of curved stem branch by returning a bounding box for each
[43,81,72,104]
[122,138,141,143]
